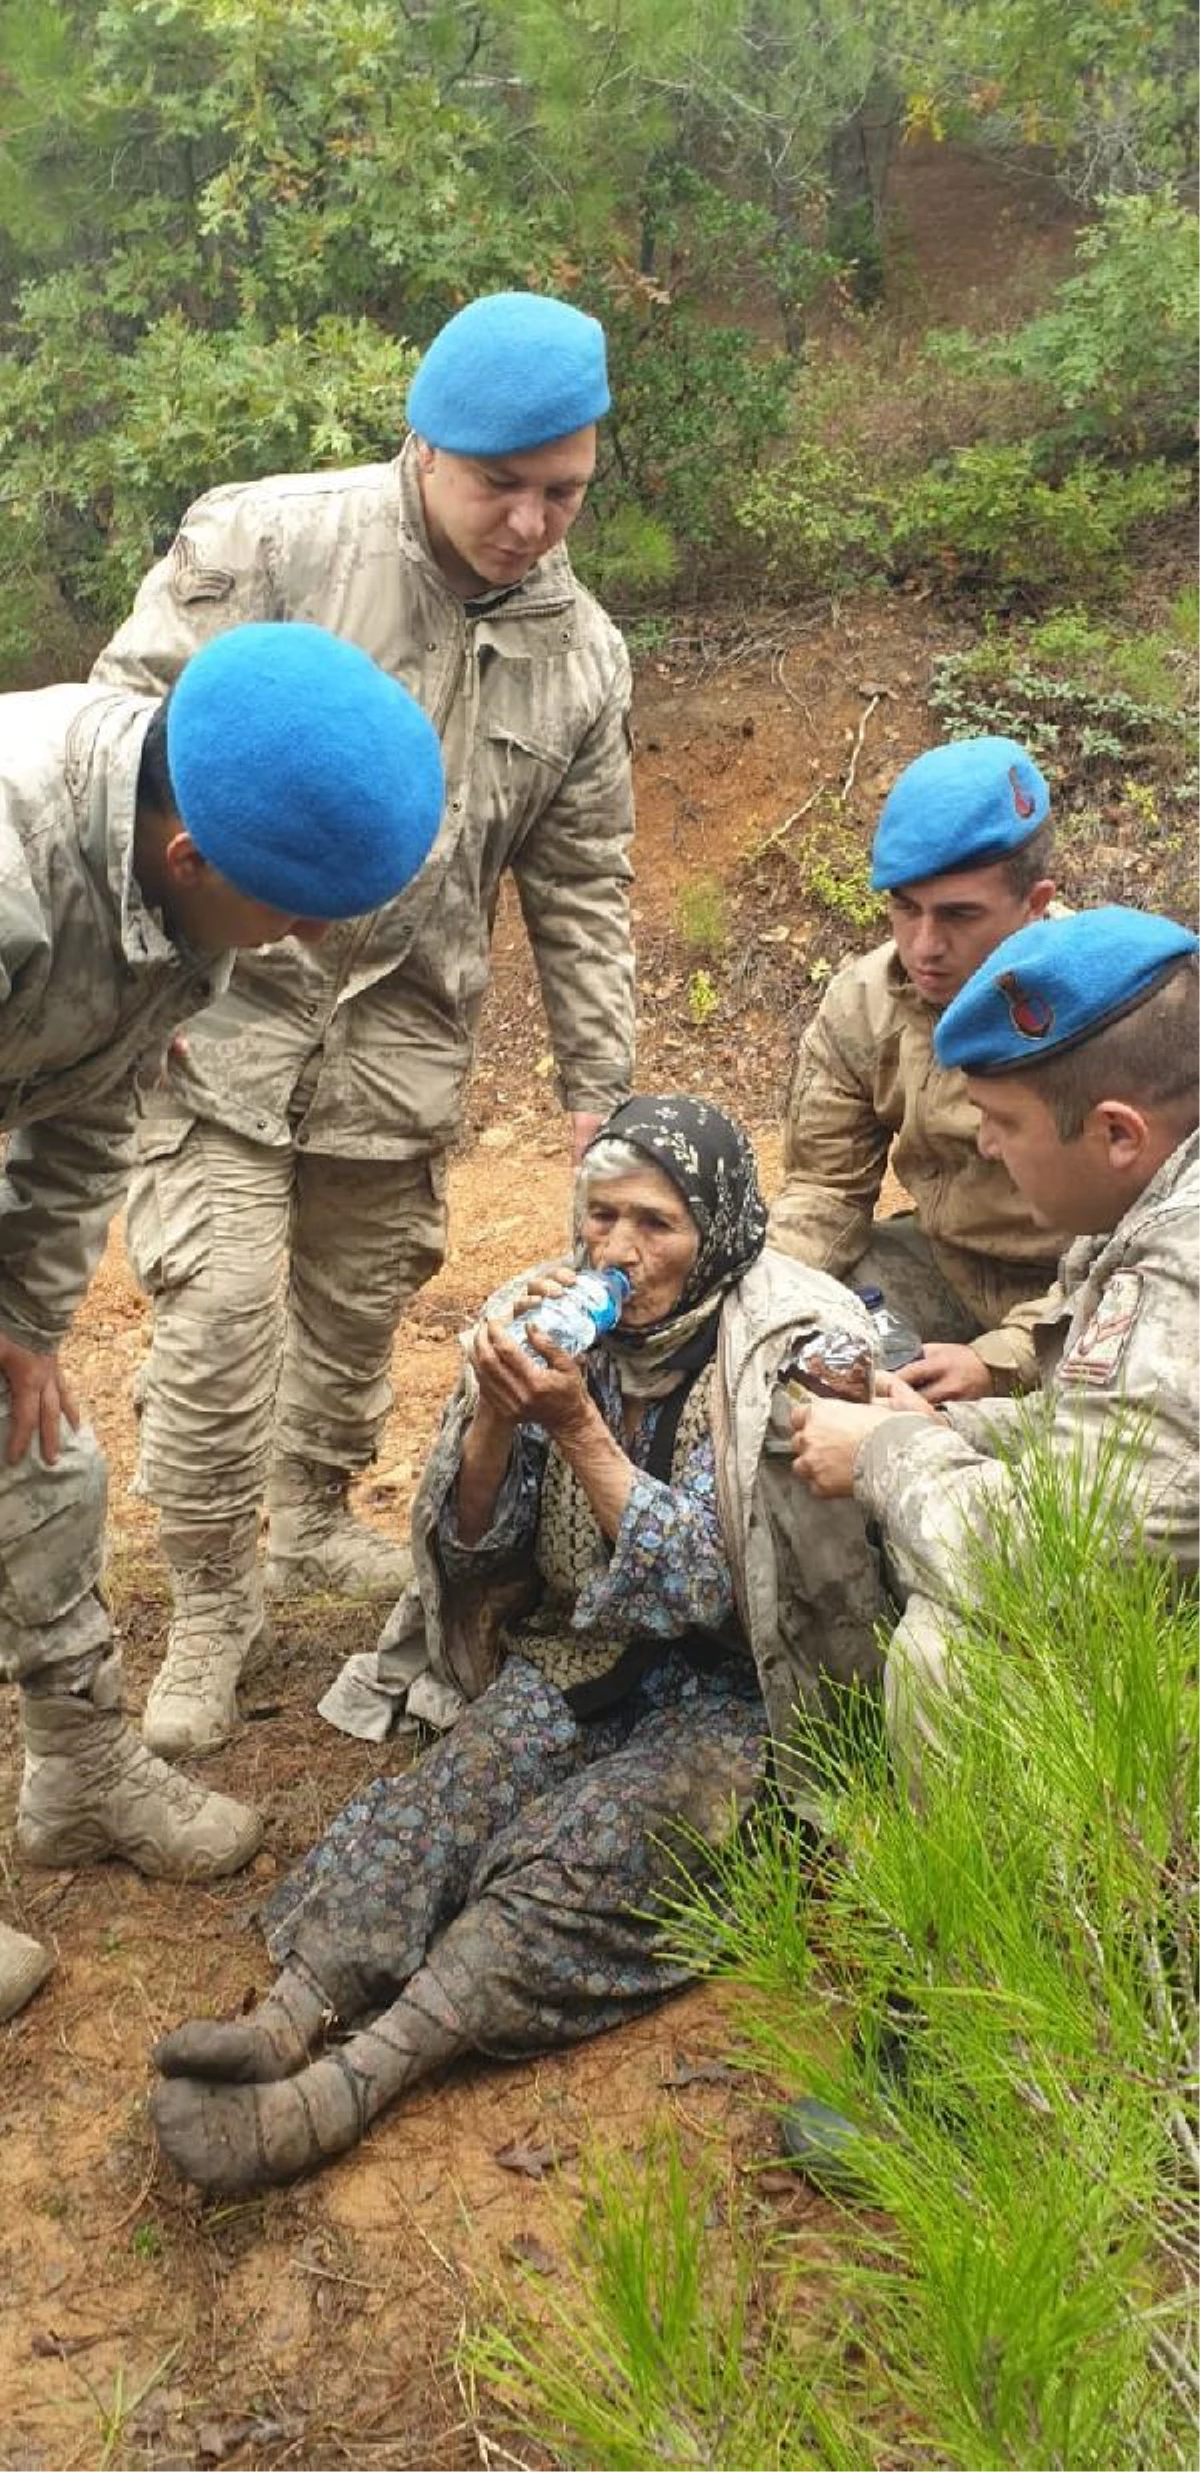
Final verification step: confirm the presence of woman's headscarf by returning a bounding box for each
[580,1095,768,1394]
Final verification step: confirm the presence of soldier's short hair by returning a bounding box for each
[137,701,176,819]
[1000,819,1055,896]
[1032,954,1199,1138]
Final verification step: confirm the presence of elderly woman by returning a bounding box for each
[150,1097,884,2192]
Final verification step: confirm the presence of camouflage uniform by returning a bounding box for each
[852,1130,1199,1777]
[0,684,261,1999]
[92,438,635,1751]
[769,941,1067,1390]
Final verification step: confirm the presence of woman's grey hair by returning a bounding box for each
[577,1136,652,1191]
[575,1137,694,1243]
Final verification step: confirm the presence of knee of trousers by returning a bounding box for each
[0,1419,112,1682]
[129,1179,288,1520]
[883,1595,955,1796]
[275,1159,450,1465]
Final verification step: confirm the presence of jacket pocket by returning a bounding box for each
[124,1124,212,1295]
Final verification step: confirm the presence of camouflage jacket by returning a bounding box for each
[92,439,635,1162]
[854,1128,1200,1597]
[0,686,228,1351]
[768,938,1068,1389]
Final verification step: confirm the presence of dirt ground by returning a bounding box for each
[1,139,1194,2472]
[0,575,973,2472]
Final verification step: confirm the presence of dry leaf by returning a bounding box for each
[504,2233,559,2275]
[662,2056,734,2089]
[494,2138,570,2180]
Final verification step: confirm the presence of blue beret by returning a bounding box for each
[166,623,444,920]
[871,736,1051,891]
[407,291,610,454]
[935,907,1199,1075]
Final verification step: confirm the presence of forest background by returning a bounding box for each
[0,0,1196,677]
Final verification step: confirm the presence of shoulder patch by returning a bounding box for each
[1059,1270,1142,1388]
[170,529,235,606]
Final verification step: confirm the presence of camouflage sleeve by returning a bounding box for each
[968,1286,1058,1393]
[90,488,279,696]
[767,981,889,1274]
[855,1215,1199,1600]
[510,648,635,1118]
[0,1086,139,1349]
[851,1403,1023,1609]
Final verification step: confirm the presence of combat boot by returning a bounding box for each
[264,1455,412,1600]
[18,1652,262,1879]
[143,1523,269,1760]
[0,1921,53,2023]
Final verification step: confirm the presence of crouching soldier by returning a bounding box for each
[0,622,443,2020]
[784,903,1198,2187]
[769,737,1068,1402]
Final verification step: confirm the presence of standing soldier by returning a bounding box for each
[769,738,1068,1402]
[0,622,444,2018]
[91,290,636,1764]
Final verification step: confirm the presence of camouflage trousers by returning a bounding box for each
[848,1216,982,1348]
[0,1398,111,1684]
[126,1118,448,1529]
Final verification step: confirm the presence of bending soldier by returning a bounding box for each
[92,290,636,1761]
[790,906,1199,1775]
[769,736,1069,1402]
[0,623,443,2020]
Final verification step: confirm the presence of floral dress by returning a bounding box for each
[259,1354,768,2048]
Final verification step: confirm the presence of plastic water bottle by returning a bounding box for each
[511,1267,632,1360]
[855,1284,924,1373]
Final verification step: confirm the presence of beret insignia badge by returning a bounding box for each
[996,969,1054,1039]
[1009,765,1036,820]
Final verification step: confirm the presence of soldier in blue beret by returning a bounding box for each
[0,625,443,2020]
[89,292,636,1771]
[770,736,1070,1406]
[781,905,1199,2191]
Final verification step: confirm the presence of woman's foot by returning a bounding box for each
[151,2053,367,2189]
[153,1964,330,2083]
[151,1972,468,2190]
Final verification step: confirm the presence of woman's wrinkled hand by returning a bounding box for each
[469,1318,593,1440]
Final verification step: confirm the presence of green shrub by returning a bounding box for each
[926,194,1199,462]
[735,433,891,592]
[890,441,1185,599]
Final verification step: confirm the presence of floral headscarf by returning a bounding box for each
[579,1096,767,1394]
[594,1094,767,1303]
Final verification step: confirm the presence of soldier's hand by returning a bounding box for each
[790,1394,897,1497]
[894,1343,993,1403]
[0,1336,80,1465]
[569,1110,605,1166]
